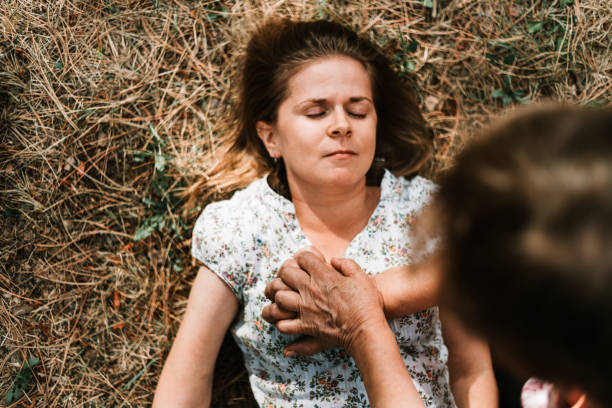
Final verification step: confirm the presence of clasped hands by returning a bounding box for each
[262,248,387,357]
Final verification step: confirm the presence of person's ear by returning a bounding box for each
[256,121,281,159]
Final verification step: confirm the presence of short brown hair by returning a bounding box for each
[439,105,612,405]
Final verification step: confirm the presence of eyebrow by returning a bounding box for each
[348,97,373,103]
[300,97,373,105]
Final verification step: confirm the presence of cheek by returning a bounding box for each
[360,120,378,150]
[277,121,321,155]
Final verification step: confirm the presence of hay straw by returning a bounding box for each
[1,0,610,406]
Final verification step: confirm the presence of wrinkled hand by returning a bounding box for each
[263,249,334,356]
[262,249,386,355]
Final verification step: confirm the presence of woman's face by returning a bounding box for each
[257,55,377,193]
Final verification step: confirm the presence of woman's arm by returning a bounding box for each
[441,310,498,408]
[153,266,239,408]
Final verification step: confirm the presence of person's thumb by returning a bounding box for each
[284,336,333,357]
[330,257,364,277]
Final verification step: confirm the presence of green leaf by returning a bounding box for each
[152,174,170,197]
[423,0,433,8]
[154,152,167,172]
[173,7,179,34]
[205,7,227,22]
[27,357,39,367]
[556,36,568,52]
[503,53,516,65]
[491,89,516,106]
[133,223,155,241]
[512,89,530,104]
[148,124,166,148]
[5,357,39,404]
[487,41,513,49]
[398,27,418,54]
[171,255,184,272]
[169,218,184,240]
[142,197,160,208]
[406,40,418,53]
[491,89,506,99]
[77,108,95,121]
[485,53,498,65]
[133,214,166,241]
[54,59,63,71]
[514,95,530,104]
[560,0,573,7]
[317,0,329,19]
[133,153,146,163]
[103,0,117,13]
[122,357,159,391]
[501,94,513,107]
[583,99,607,108]
[527,21,544,34]
[503,75,512,91]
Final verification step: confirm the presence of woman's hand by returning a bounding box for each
[262,249,387,354]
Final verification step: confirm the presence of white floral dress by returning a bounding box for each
[192,170,456,407]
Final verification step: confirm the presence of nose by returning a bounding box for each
[327,108,352,138]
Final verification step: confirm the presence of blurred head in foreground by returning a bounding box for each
[438,105,612,406]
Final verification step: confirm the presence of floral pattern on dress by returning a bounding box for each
[192,169,456,407]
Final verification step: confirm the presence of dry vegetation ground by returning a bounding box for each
[0,0,610,407]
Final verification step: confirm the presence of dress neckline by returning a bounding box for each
[261,168,393,213]
[259,169,396,257]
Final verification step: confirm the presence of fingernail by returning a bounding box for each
[284,350,296,358]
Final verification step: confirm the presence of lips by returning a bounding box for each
[324,150,356,157]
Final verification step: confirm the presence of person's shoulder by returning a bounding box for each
[203,177,266,214]
[191,178,269,301]
[216,177,265,207]
[193,178,267,237]
[385,170,437,204]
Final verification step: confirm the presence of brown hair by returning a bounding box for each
[438,105,612,405]
[186,19,430,206]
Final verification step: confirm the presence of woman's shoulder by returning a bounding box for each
[192,177,268,235]
[201,177,266,214]
[191,178,272,301]
[384,170,438,206]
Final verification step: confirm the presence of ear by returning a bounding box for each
[256,121,281,158]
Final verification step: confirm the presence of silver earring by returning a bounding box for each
[273,157,279,164]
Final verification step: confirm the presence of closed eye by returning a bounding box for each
[306,111,326,119]
[348,112,366,119]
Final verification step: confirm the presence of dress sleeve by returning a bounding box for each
[408,176,440,259]
[191,202,247,302]
[410,175,439,206]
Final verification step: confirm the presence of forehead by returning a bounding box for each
[285,55,373,101]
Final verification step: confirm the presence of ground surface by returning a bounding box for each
[1,0,610,407]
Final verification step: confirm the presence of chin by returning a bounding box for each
[325,168,367,187]
[289,166,369,191]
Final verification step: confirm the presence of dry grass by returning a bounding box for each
[0,0,610,406]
